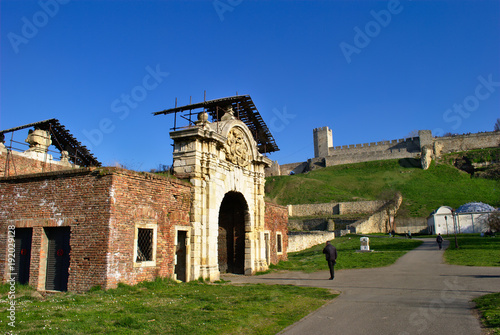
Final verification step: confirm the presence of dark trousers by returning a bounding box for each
[327,260,336,279]
[438,242,442,250]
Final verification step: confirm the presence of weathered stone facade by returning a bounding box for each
[170,111,278,280]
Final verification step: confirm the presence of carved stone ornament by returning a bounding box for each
[225,127,250,167]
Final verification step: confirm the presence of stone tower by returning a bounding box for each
[313,126,333,158]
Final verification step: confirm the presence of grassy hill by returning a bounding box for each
[265,157,499,218]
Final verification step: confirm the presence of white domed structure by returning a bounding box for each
[455,202,497,234]
[456,202,496,213]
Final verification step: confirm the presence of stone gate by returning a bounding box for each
[170,108,272,280]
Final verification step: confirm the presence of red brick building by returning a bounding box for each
[0,116,288,292]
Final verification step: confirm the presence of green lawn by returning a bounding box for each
[269,235,423,272]
[266,158,500,217]
[443,234,500,267]
[0,279,336,335]
[474,292,500,335]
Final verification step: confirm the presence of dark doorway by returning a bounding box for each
[45,227,71,291]
[14,228,32,285]
[175,230,187,282]
[218,192,248,274]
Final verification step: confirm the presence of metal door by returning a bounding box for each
[14,228,32,285]
[45,227,71,291]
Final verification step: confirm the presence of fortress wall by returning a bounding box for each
[324,149,418,166]
[329,137,420,155]
[288,200,384,217]
[434,131,500,153]
[265,160,281,177]
[279,161,308,175]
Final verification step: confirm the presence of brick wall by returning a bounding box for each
[0,150,75,177]
[0,167,192,292]
[0,168,112,292]
[264,202,288,264]
[105,169,191,288]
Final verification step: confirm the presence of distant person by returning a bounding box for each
[408,231,412,239]
[322,241,338,280]
[436,233,443,250]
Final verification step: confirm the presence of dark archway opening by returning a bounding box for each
[218,192,248,274]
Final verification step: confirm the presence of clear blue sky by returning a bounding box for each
[1,0,499,171]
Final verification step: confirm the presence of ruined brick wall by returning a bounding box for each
[106,169,191,288]
[0,168,112,292]
[0,150,75,177]
[264,202,288,264]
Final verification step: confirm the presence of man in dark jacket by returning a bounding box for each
[323,240,337,280]
[436,233,443,250]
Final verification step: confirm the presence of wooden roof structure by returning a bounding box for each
[0,118,101,167]
[154,95,279,154]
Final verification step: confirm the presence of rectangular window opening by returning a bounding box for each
[136,228,154,262]
[276,233,283,254]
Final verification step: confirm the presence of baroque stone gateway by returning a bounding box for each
[0,99,288,292]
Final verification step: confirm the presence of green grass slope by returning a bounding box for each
[265,158,499,217]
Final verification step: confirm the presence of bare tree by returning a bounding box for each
[488,212,500,232]
[495,118,500,132]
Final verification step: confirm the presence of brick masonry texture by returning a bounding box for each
[0,167,192,292]
[264,202,288,264]
[1,163,288,291]
[0,150,75,177]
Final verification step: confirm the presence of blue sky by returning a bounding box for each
[1,0,499,171]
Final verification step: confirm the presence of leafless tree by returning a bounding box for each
[488,212,500,232]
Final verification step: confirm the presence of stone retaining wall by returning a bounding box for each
[287,231,335,253]
[288,200,384,217]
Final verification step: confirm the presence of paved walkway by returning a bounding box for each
[222,239,500,335]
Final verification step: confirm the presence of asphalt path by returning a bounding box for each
[222,238,500,335]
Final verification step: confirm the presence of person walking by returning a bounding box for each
[436,233,443,250]
[323,240,337,280]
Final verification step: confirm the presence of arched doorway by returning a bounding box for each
[218,192,248,274]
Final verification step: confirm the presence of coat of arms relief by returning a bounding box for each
[224,127,250,167]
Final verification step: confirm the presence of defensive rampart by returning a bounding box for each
[288,200,384,217]
[266,128,500,176]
